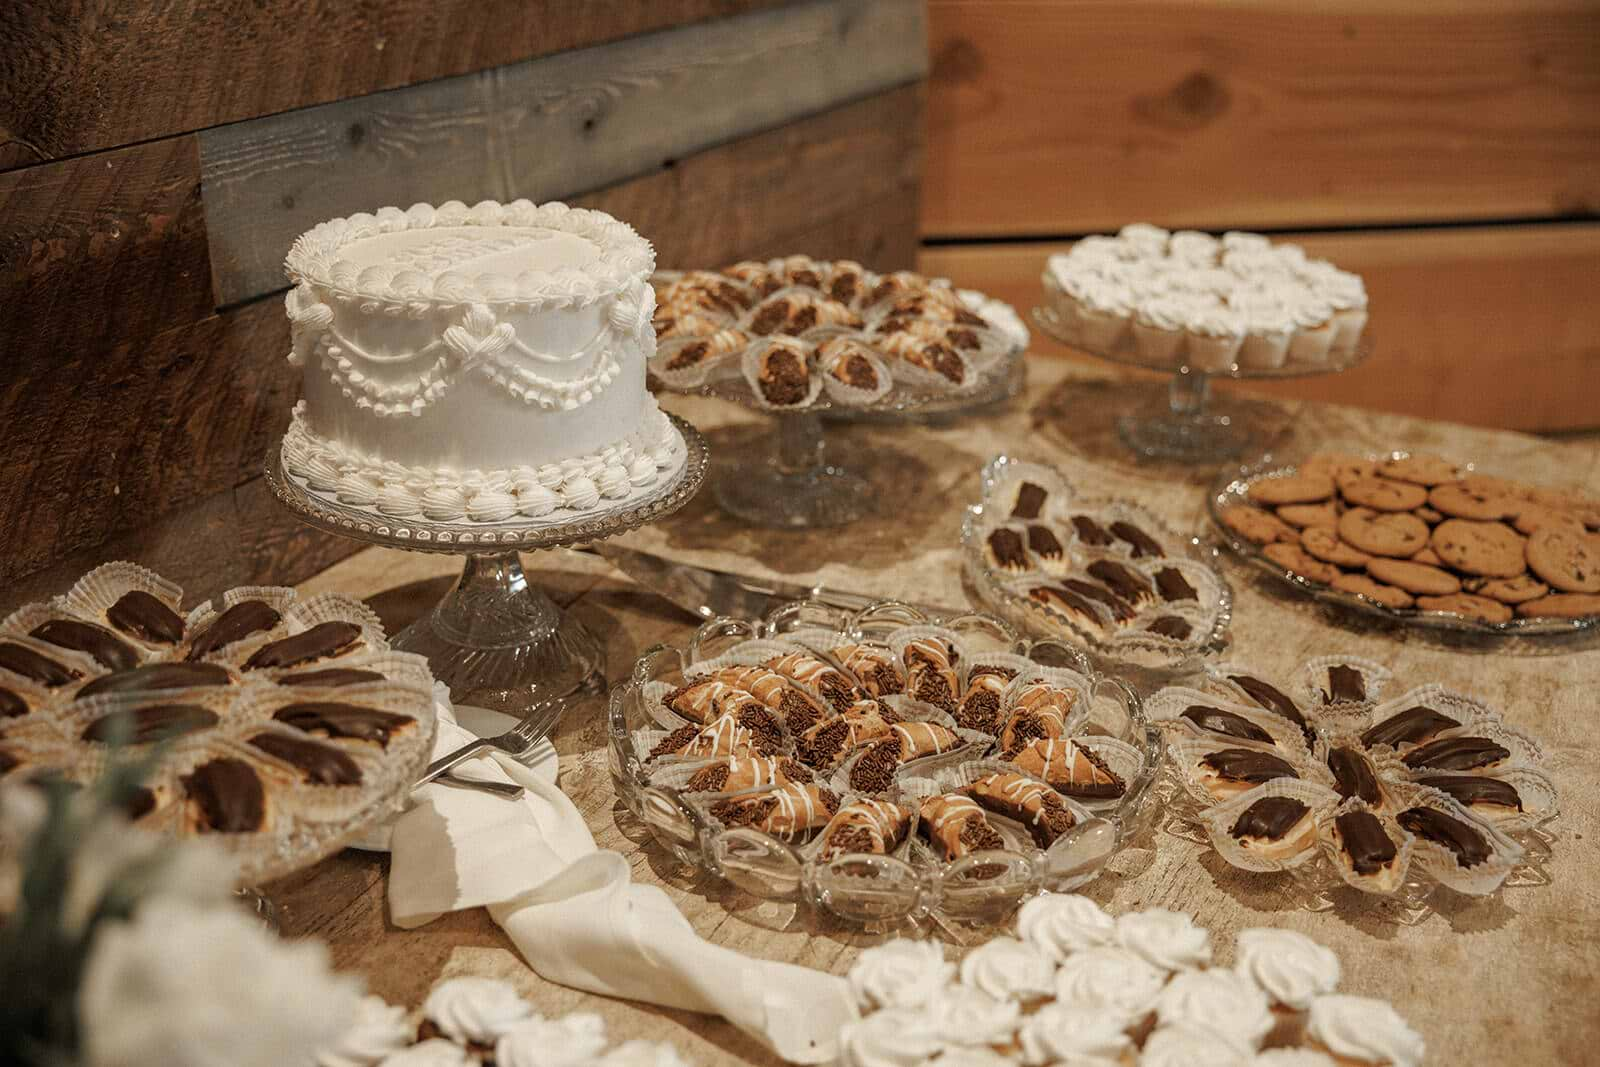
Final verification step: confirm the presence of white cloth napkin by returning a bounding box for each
[387,707,857,1064]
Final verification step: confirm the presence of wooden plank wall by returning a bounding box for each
[0,0,928,606]
[921,0,1600,432]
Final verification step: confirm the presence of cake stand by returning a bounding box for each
[658,353,1025,529]
[264,415,708,716]
[1031,304,1371,463]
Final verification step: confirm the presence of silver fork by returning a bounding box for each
[417,705,559,792]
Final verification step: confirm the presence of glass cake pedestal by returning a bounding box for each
[265,415,708,717]
[1031,303,1371,463]
[661,354,1026,529]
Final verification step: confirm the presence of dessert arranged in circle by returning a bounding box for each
[839,893,1425,1066]
[647,257,1028,409]
[1150,656,1555,900]
[966,459,1230,667]
[0,562,437,881]
[625,618,1151,887]
[1042,223,1368,373]
[1216,451,1600,628]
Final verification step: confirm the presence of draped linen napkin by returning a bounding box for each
[387,709,857,1064]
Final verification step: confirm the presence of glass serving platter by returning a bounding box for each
[1208,449,1600,638]
[607,600,1162,930]
[963,455,1233,679]
[1151,656,1557,921]
[0,562,437,884]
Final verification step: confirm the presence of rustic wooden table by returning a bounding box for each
[267,358,1600,1065]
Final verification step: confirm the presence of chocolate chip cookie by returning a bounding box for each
[1341,476,1428,512]
[1366,558,1462,596]
[1463,573,1549,604]
[1431,519,1526,579]
[1429,483,1516,522]
[1516,592,1600,619]
[1276,502,1340,529]
[1338,508,1429,558]
[1415,593,1513,624]
[1220,505,1299,546]
[1249,472,1336,506]
[1332,573,1415,609]
[1264,542,1341,584]
[1301,526,1373,568]
[1526,526,1600,593]
[1377,453,1461,486]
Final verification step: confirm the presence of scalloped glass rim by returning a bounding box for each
[961,454,1234,676]
[1208,449,1600,637]
[264,414,709,554]
[1031,298,1373,380]
[606,598,1164,927]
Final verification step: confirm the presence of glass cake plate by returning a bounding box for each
[608,600,1162,931]
[963,455,1232,680]
[266,414,709,717]
[1208,448,1600,638]
[1151,656,1557,921]
[0,562,438,885]
[649,263,1029,527]
[1032,290,1371,464]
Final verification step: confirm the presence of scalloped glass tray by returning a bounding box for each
[1209,448,1600,637]
[0,562,437,884]
[606,600,1162,930]
[1152,656,1557,921]
[963,455,1233,678]
[648,264,1029,418]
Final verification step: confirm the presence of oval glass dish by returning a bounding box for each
[607,600,1162,929]
[1209,448,1600,636]
[0,562,438,884]
[963,455,1233,677]
[1152,655,1557,919]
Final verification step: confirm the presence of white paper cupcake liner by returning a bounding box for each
[1355,684,1498,754]
[1145,687,1309,757]
[1297,655,1392,712]
[1311,731,1403,815]
[1315,797,1415,895]
[1199,778,1342,872]
[0,630,105,697]
[1202,661,1317,743]
[989,462,1072,524]
[817,339,894,407]
[280,592,388,643]
[1383,780,1522,896]
[59,562,188,650]
[264,649,435,694]
[163,738,294,852]
[183,586,305,665]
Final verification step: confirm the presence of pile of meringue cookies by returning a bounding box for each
[313,977,688,1067]
[839,892,1423,1067]
[1042,224,1367,373]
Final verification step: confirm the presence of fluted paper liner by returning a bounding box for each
[59,561,188,650]
[1356,684,1499,754]
[165,737,294,853]
[1145,686,1313,761]
[1296,654,1392,713]
[1199,778,1341,872]
[1384,765,1557,835]
[1168,734,1302,808]
[1385,719,1542,776]
[183,586,305,666]
[817,339,893,407]
[1385,780,1522,896]
[740,338,824,412]
[280,591,388,642]
[1316,797,1415,895]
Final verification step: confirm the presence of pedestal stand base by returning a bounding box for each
[1116,409,1249,463]
[710,411,872,528]
[392,551,604,719]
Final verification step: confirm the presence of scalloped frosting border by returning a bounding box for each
[284,199,655,311]
[280,399,685,523]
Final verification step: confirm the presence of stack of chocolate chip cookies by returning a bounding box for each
[1219,452,1600,624]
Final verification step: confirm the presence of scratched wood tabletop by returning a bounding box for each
[267,358,1600,1065]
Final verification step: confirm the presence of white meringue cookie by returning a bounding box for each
[1116,908,1212,971]
[1154,968,1274,1050]
[1053,946,1167,1022]
[1015,893,1116,960]
[1141,1023,1253,1067]
[837,1008,946,1067]
[1234,927,1341,1010]
[1017,1001,1132,1066]
[1307,995,1425,1067]
[317,995,411,1067]
[494,1013,607,1067]
[848,939,954,1011]
[420,976,531,1044]
[958,936,1055,1003]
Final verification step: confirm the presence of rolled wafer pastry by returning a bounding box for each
[660,678,750,723]
[998,683,1077,757]
[918,792,1006,862]
[831,643,905,697]
[796,703,900,769]
[954,665,1018,735]
[1010,737,1125,800]
[708,782,839,842]
[763,651,861,714]
[968,771,1078,848]
[816,799,912,861]
[707,664,829,734]
[847,722,963,793]
[684,755,812,793]
[901,637,961,713]
[648,701,782,760]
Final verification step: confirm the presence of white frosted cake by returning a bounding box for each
[279,199,685,523]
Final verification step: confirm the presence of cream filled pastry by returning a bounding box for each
[847,722,963,792]
[707,782,839,842]
[1010,736,1125,800]
[901,636,961,713]
[816,798,911,861]
[762,650,860,713]
[830,643,904,697]
[918,792,1006,862]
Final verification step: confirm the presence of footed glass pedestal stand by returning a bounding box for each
[712,411,871,528]
[265,414,708,717]
[1032,304,1371,463]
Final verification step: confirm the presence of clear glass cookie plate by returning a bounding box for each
[1151,655,1557,921]
[963,455,1233,678]
[0,562,438,884]
[1209,448,1600,637]
[607,600,1162,930]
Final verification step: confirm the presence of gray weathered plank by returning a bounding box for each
[199,0,927,306]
